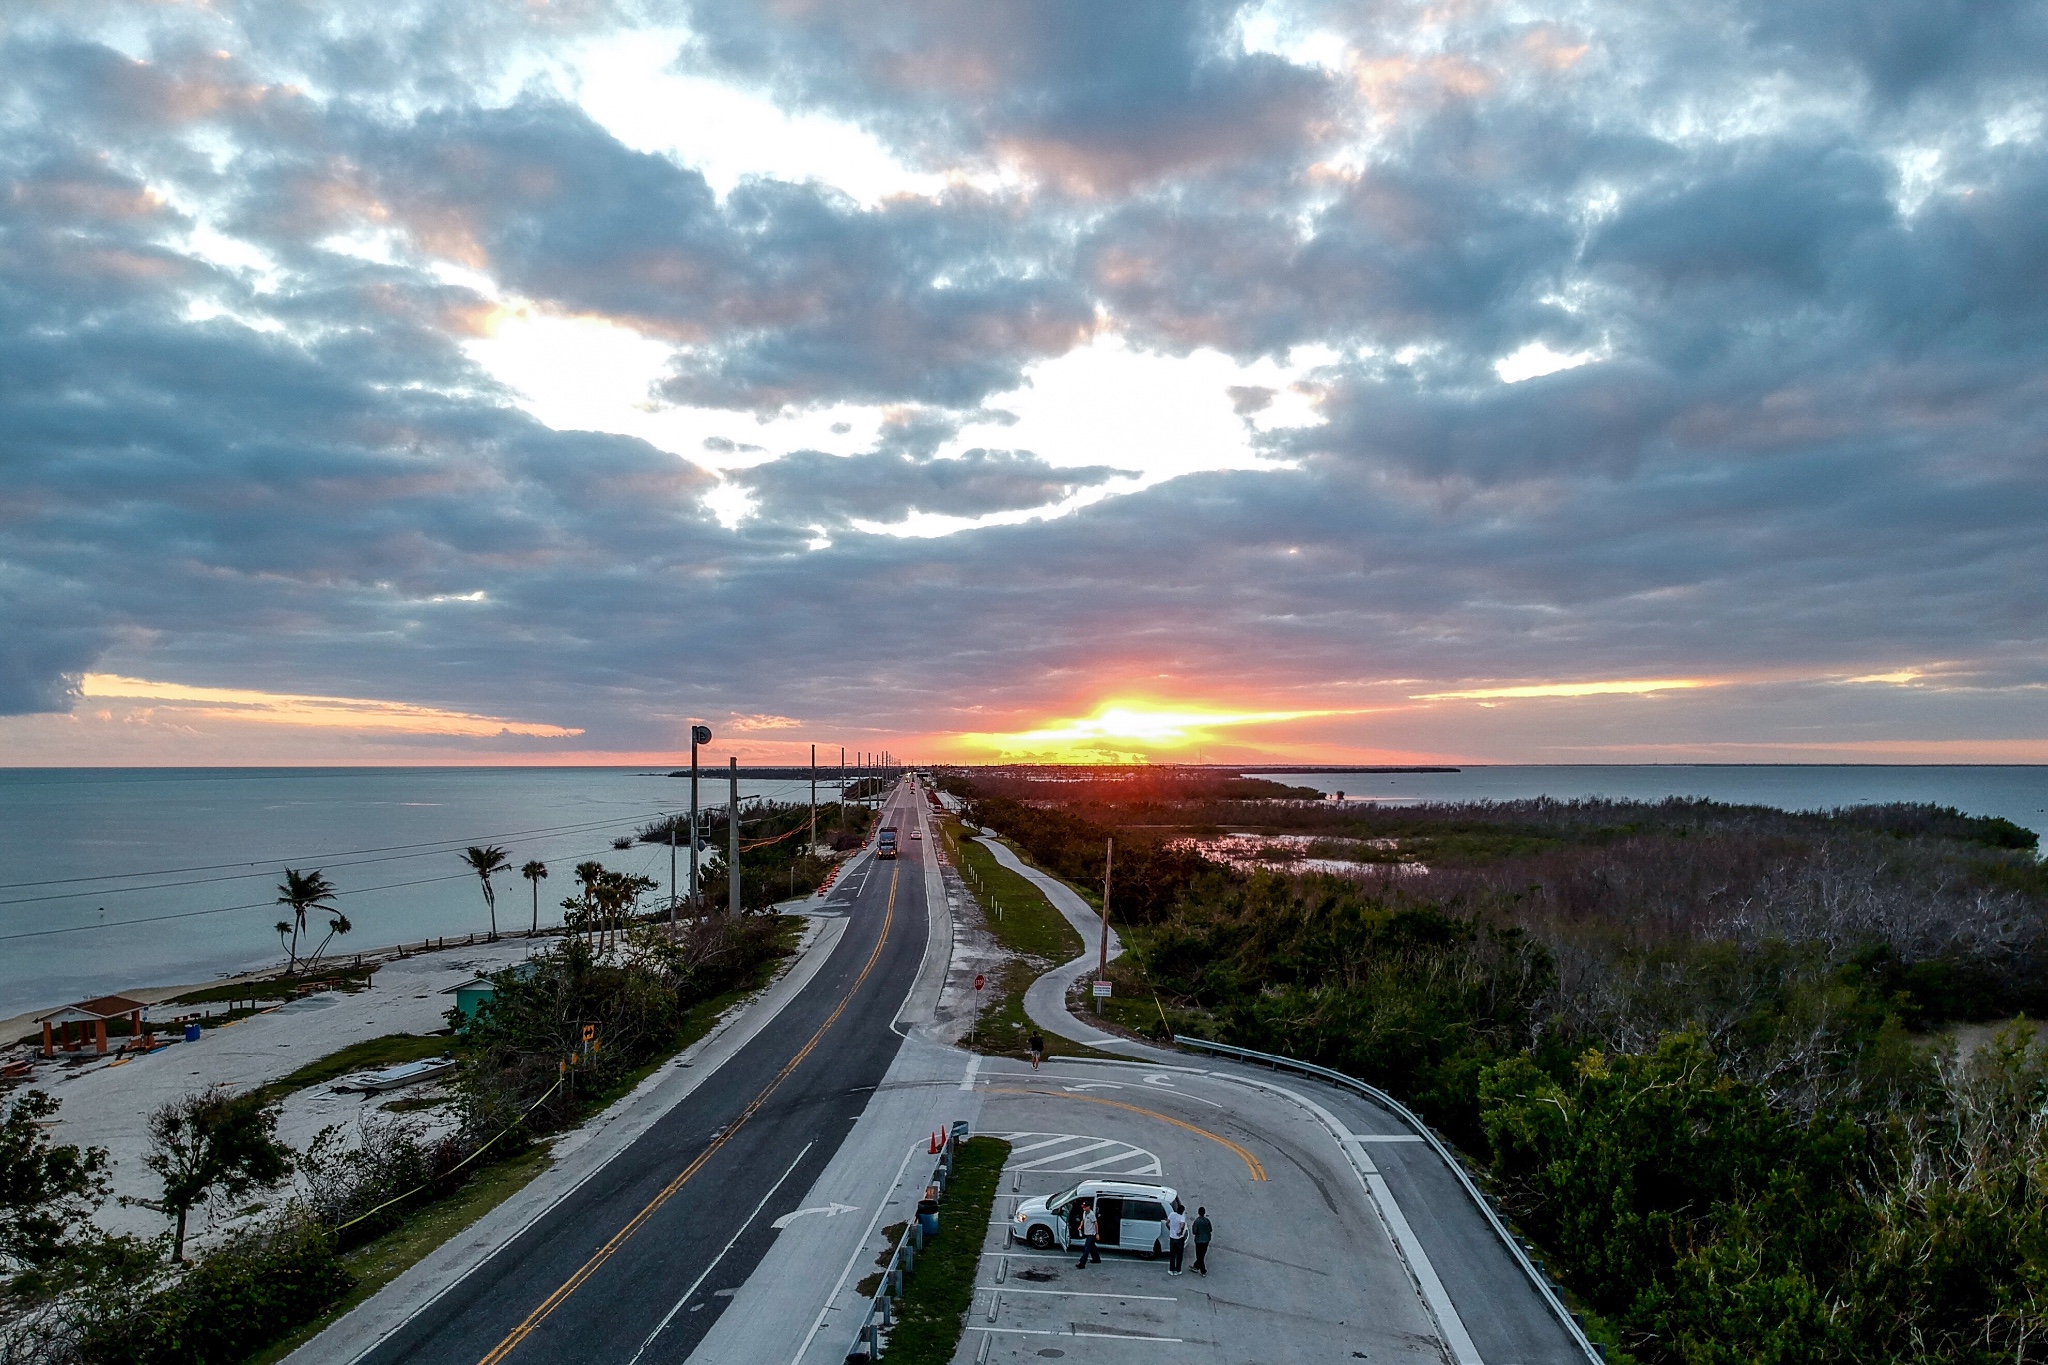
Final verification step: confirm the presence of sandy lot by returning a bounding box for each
[28,939,540,1245]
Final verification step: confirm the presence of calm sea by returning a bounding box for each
[0,767,853,1018]
[1250,765,2048,841]
[3,766,2043,1020]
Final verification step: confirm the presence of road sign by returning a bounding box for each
[581,1024,595,1042]
[1092,980,1112,998]
[974,973,985,991]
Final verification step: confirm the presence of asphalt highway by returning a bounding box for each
[361,783,931,1365]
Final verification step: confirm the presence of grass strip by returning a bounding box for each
[878,1136,1012,1365]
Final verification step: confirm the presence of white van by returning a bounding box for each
[1009,1179,1180,1257]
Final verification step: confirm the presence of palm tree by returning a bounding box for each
[462,845,510,940]
[307,912,353,968]
[521,860,548,936]
[275,869,337,974]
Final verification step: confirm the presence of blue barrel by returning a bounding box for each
[184,1022,202,1042]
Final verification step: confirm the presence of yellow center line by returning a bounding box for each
[982,1087,1268,1181]
[478,861,902,1365]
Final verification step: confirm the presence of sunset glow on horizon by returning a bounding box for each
[955,701,1354,762]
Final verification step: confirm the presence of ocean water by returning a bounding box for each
[1250,765,2048,842]
[4,766,2043,1021]
[0,767,855,1018]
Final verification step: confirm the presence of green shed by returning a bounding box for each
[444,975,496,1019]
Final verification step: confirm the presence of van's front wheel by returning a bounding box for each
[1027,1226,1054,1250]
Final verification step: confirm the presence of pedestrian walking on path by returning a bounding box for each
[1166,1200,1188,1274]
[1192,1206,1212,1275]
[1075,1200,1101,1268]
[1028,1031,1044,1070]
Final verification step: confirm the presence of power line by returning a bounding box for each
[0,814,646,894]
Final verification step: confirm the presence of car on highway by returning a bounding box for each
[1010,1179,1180,1256]
[910,829,922,840]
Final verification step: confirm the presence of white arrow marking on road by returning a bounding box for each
[771,1202,860,1230]
[1061,1082,1124,1093]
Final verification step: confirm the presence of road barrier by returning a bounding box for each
[1174,1036,1604,1364]
[844,1119,970,1362]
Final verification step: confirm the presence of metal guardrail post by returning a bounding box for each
[1175,1035,1604,1365]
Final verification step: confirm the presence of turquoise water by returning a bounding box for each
[2,765,2041,1019]
[0,767,851,1017]
[1249,765,2048,842]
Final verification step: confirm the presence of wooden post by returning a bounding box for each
[40,1021,51,1058]
[94,1018,107,1055]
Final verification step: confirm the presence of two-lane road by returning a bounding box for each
[361,784,933,1365]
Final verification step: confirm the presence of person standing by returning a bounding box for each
[1166,1200,1188,1274]
[1192,1206,1212,1275]
[1075,1199,1101,1269]
[1028,1031,1044,1070]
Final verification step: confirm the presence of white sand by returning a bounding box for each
[31,940,539,1245]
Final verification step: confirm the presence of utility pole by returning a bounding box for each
[1097,838,1113,1016]
[688,724,710,917]
[728,756,741,917]
[668,811,676,920]
[810,743,817,853]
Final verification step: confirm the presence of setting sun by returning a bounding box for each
[956,701,1344,762]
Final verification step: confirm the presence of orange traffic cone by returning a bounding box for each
[929,1130,941,1154]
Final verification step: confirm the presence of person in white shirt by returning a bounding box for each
[1076,1200,1102,1268]
[1166,1200,1189,1274]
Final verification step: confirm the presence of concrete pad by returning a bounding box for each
[959,1057,1446,1365]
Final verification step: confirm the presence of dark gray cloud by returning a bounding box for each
[1,0,2044,756]
[736,447,1130,528]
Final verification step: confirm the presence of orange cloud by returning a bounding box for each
[953,700,1360,762]
[77,675,581,738]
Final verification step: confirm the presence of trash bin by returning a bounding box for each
[184,1022,202,1042]
[918,1187,940,1239]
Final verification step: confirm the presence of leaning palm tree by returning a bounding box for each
[520,860,548,936]
[275,868,338,974]
[462,845,510,940]
[306,912,353,969]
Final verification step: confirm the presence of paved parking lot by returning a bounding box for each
[958,1058,1447,1365]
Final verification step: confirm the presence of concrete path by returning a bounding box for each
[972,837,1139,1055]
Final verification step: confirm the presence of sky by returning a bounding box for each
[1,0,2044,767]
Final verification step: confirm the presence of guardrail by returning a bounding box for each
[844,1120,969,1362]
[1174,1036,1604,1364]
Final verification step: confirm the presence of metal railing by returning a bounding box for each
[844,1121,969,1362]
[1174,1036,1604,1364]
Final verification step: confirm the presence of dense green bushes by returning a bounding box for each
[947,771,2048,1362]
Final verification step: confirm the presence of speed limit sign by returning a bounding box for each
[973,973,985,991]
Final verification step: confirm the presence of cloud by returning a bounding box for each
[77,675,582,736]
[0,0,2043,769]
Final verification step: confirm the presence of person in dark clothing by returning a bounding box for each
[1075,1199,1101,1268]
[1027,1031,1044,1070]
[1192,1207,1212,1275]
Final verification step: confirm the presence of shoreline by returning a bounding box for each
[0,927,563,1054]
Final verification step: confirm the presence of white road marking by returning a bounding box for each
[1064,1147,1164,1175]
[626,1142,813,1365]
[960,1052,980,1092]
[786,1139,923,1365]
[769,1202,858,1231]
[1013,1137,1119,1170]
[980,1287,1176,1301]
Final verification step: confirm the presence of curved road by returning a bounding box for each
[357,783,933,1365]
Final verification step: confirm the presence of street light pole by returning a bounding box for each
[689,724,711,916]
[728,756,742,917]
[1097,838,1113,1016]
